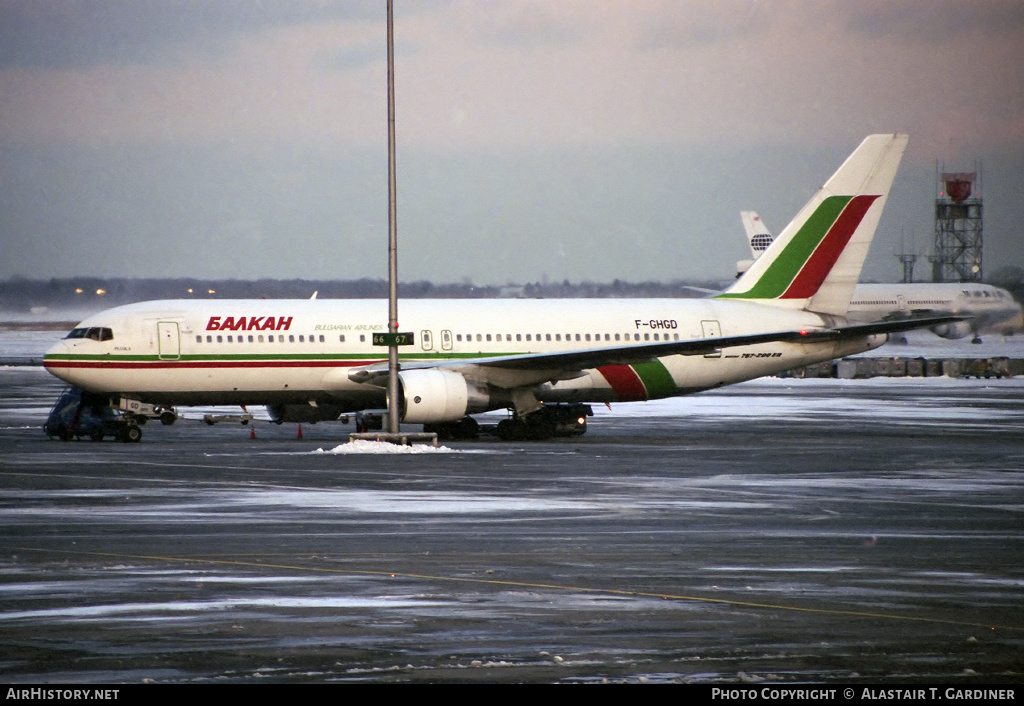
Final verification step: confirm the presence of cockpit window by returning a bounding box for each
[65,327,113,341]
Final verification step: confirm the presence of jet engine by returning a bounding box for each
[397,369,491,423]
[267,402,345,424]
[929,320,974,340]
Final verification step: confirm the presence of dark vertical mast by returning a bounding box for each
[385,0,400,433]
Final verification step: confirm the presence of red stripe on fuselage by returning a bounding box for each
[781,194,879,299]
[44,359,381,370]
[597,365,647,402]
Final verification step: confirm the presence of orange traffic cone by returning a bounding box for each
[249,424,256,439]
[296,424,303,439]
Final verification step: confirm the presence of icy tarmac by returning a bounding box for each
[1,365,1023,683]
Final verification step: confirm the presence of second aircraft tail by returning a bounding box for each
[718,134,909,316]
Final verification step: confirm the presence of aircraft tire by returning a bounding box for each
[425,416,480,441]
[495,418,521,441]
[497,417,556,441]
[159,411,176,426]
[120,425,143,443]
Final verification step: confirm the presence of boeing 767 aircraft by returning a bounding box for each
[44,134,958,441]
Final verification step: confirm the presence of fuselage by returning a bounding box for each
[848,283,1021,337]
[43,298,884,414]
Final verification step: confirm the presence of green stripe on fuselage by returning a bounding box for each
[43,351,520,364]
[632,360,676,399]
[717,195,853,300]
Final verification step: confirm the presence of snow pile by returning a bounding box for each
[314,439,456,454]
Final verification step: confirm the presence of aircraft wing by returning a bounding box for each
[348,314,966,386]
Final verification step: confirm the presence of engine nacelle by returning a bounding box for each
[930,320,974,340]
[398,369,491,424]
[267,402,345,424]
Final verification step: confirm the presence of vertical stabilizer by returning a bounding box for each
[741,211,775,258]
[719,134,908,316]
[736,210,774,277]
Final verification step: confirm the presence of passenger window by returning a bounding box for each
[195,335,202,343]
[319,335,324,342]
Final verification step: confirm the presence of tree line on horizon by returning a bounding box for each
[3,270,1022,313]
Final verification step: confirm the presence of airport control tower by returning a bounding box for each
[932,167,983,282]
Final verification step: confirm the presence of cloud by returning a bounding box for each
[2,0,1023,155]
[1,1,1022,282]
[0,0,380,69]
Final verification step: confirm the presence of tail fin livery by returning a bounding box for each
[735,210,775,277]
[741,210,775,257]
[719,134,908,316]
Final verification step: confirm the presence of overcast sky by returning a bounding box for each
[1,0,1022,286]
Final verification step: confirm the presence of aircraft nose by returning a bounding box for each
[43,339,72,376]
[44,338,69,358]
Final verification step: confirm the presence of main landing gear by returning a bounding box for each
[495,403,593,441]
[424,404,592,442]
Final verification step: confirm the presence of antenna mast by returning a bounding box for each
[386,0,400,433]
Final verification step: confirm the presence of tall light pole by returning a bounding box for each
[385,0,400,433]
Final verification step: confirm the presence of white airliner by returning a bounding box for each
[43,134,957,440]
[737,211,1022,339]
